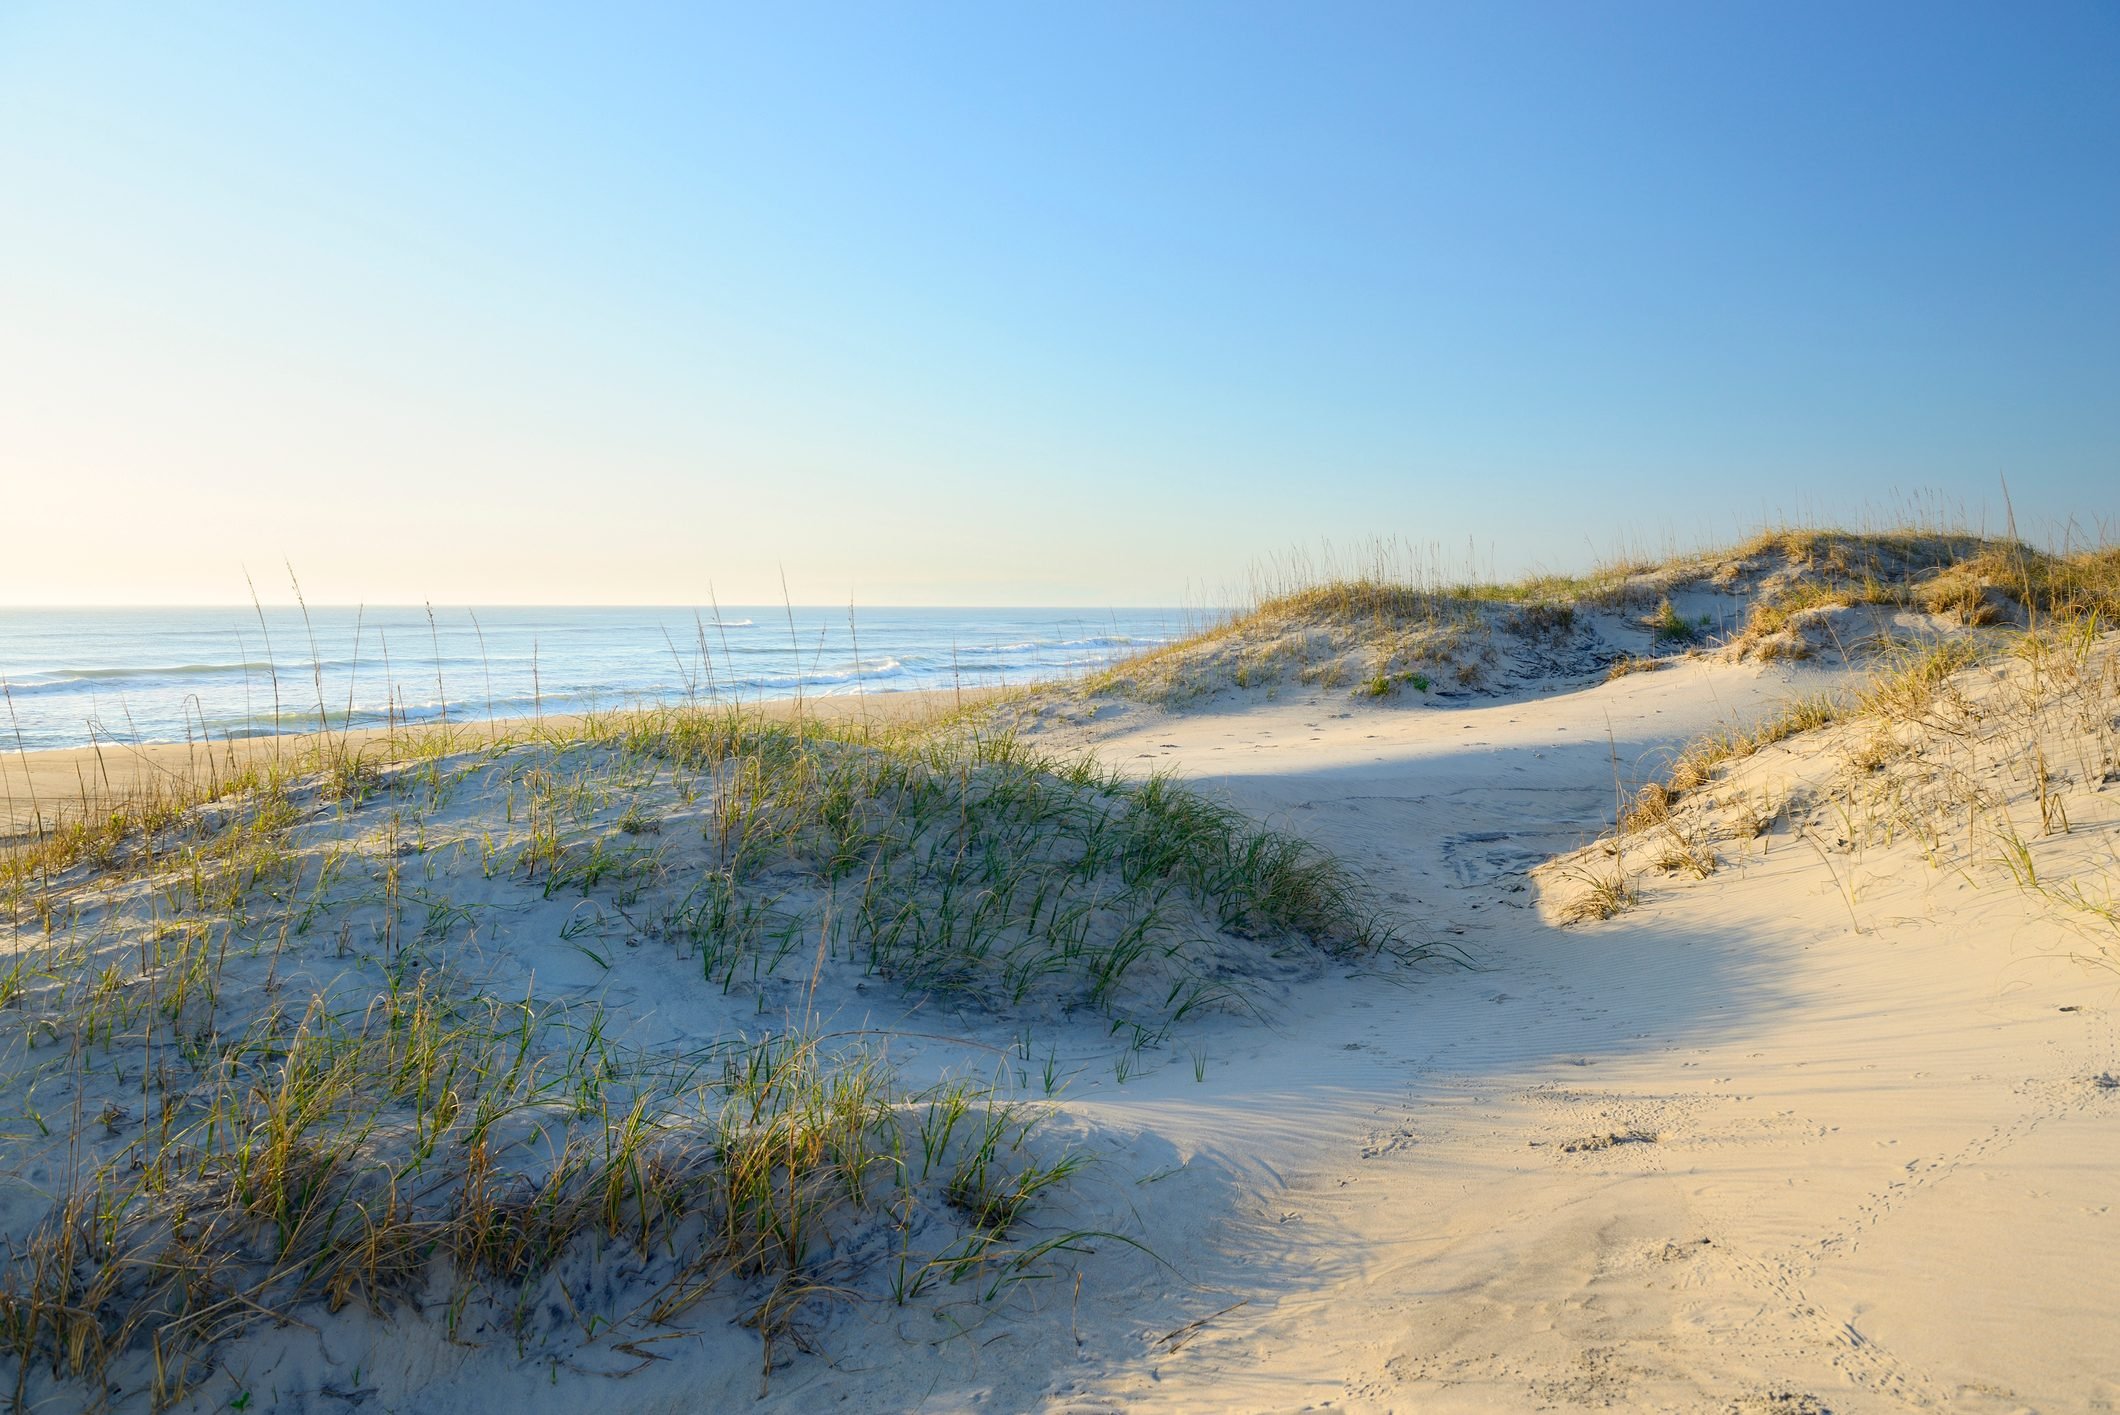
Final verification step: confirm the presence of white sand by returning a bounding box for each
[956,652,2117,1412]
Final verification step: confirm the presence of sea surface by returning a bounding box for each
[0,606,1194,752]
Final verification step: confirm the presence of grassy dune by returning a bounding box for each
[1081,529,2119,706]
[1545,543,2120,936]
[0,705,1405,1409]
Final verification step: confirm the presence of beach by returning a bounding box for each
[3,536,2117,1411]
[11,3,2114,1406]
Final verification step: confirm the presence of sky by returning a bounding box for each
[1,2,2114,606]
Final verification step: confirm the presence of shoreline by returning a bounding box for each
[2,685,1008,839]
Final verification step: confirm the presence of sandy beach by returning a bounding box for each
[3,539,2116,1412]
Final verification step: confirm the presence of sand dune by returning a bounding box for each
[1000,643,2118,1411]
[3,557,2116,1412]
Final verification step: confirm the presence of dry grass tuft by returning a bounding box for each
[1605,655,1671,681]
[1558,866,1637,924]
[1618,782,1673,834]
[1662,694,1844,796]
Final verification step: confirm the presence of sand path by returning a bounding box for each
[948,660,2120,1413]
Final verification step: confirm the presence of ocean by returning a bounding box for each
[0,605,1194,752]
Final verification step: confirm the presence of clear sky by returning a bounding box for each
[2,3,2114,606]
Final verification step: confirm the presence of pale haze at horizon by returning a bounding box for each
[2,4,2114,608]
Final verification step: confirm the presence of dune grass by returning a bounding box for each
[1574,545,2120,935]
[0,987,1085,1407]
[546,707,1406,1024]
[1084,527,2119,705]
[0,696,1405,1409]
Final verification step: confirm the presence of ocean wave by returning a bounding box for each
[1054,634,1156,650]
[951,633,1158,658]
[745,657,907,689]
[0,653,518,695]
[4,661,280,689]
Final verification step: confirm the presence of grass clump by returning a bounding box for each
[1501,602,1577,640]
[614,710,1403,1025]
[1618,781,1674,834]
[1851,639,1986,725]
[1645,598,1703,645]
[1605,654,1670,680]
[1649,833,1717,879]
[1558,864,1637,923]
[1362,669,1431,699]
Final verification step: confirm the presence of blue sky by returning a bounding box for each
[1,3,2114,604]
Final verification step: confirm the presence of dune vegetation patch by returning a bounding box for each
[1711,532,2120,662]
[1085,585,1496,707]
[610,711,1407,1023]
[0,705,1405,1410]
[1544,606,2120,938]
[1076,529,2119,708]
